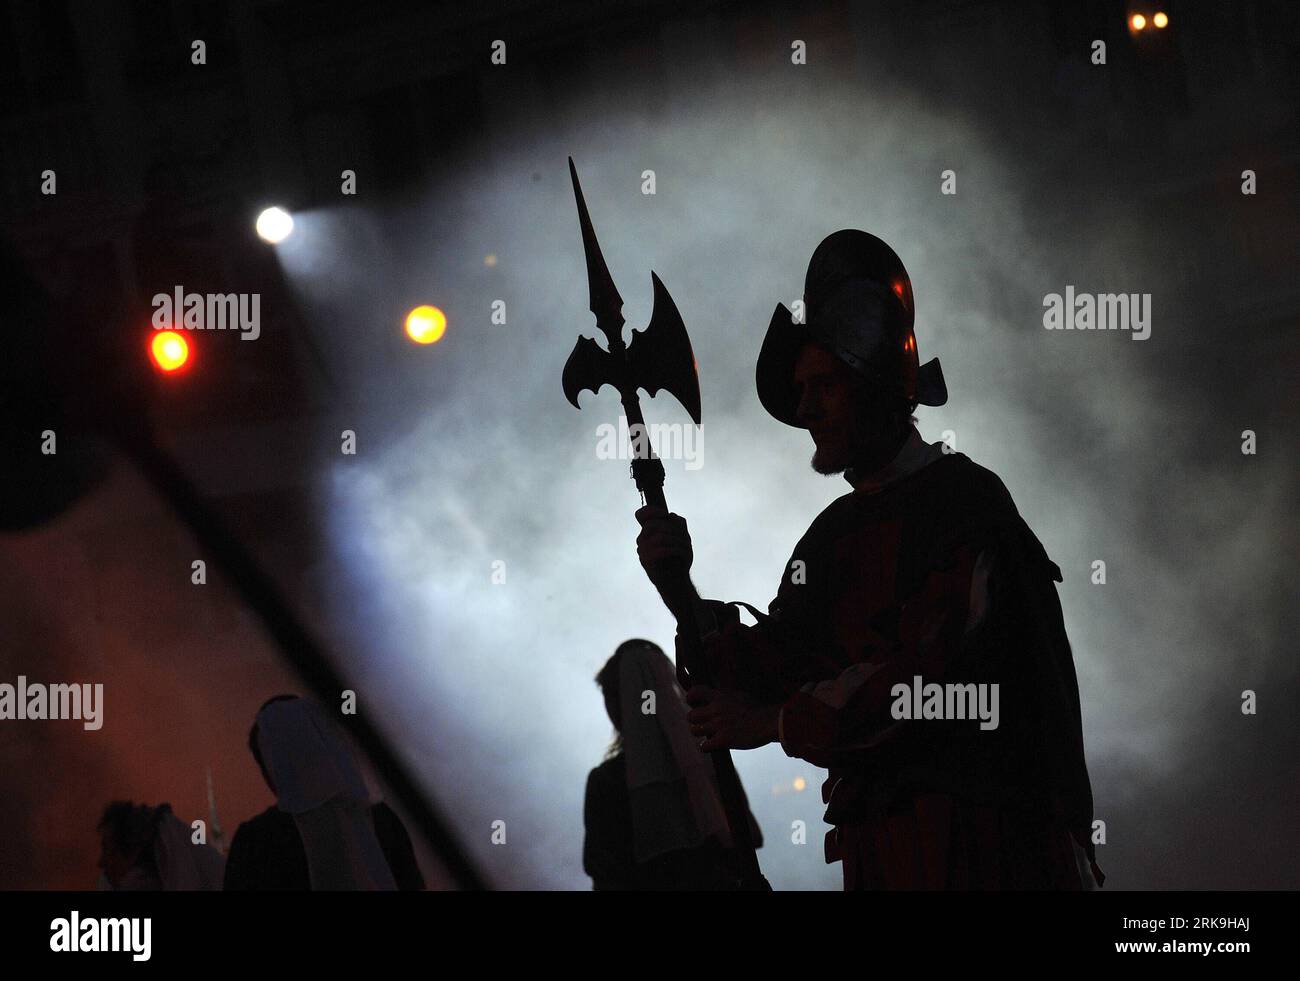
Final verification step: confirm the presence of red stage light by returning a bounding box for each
[150,330,190,373]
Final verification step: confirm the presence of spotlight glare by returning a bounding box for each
[1153,11,1168,28]
[1130,13,1146,30]
[405,305,447,345]
[256,206,294,243]
[150,330,190,372]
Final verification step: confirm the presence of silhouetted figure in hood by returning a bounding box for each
[223,695,423,891]
[583,640,762,890]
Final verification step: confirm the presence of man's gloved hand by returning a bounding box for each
[685,686,781,751]
[634,505,694,599]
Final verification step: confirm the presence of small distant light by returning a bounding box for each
[405,305,447,345]
[1130,13,1146,31]
[792,777,807,792]
[484,254,498,267]
[151,330,190,372]
[255,207,294,244]
[1153,11,1168,28]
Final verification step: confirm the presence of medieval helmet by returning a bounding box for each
[756,229,947,428]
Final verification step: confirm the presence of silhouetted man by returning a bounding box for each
[636,230,1103,890]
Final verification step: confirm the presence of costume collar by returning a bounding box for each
[846,424,945,494]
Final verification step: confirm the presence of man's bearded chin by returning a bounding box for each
[811,440,853,475]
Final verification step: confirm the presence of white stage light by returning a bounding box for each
[256,206,294,244]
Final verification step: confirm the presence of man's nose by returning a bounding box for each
[795,390,822,425]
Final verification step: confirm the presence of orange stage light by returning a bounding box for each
[405,305,447,345]
[150,330,190,372]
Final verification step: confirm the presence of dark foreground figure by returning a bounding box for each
[224,695,424,891]
[583,639,761,890]
[637,230,1104,890]
[97,801,225,890]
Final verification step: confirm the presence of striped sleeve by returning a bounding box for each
[778,545,993,765]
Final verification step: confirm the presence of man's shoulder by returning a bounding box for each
[817,452,1052,561]
[818,452,1019,521]
[940,454,1062,579]
[789,452,1046,567]
[938,452,1021,516]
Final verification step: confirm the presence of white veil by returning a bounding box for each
[152,807,225,890]
[255,698,397,890]
[618,642,735,862]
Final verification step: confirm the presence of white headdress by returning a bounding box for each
[256,698,397,890]
[617,641,734,862]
